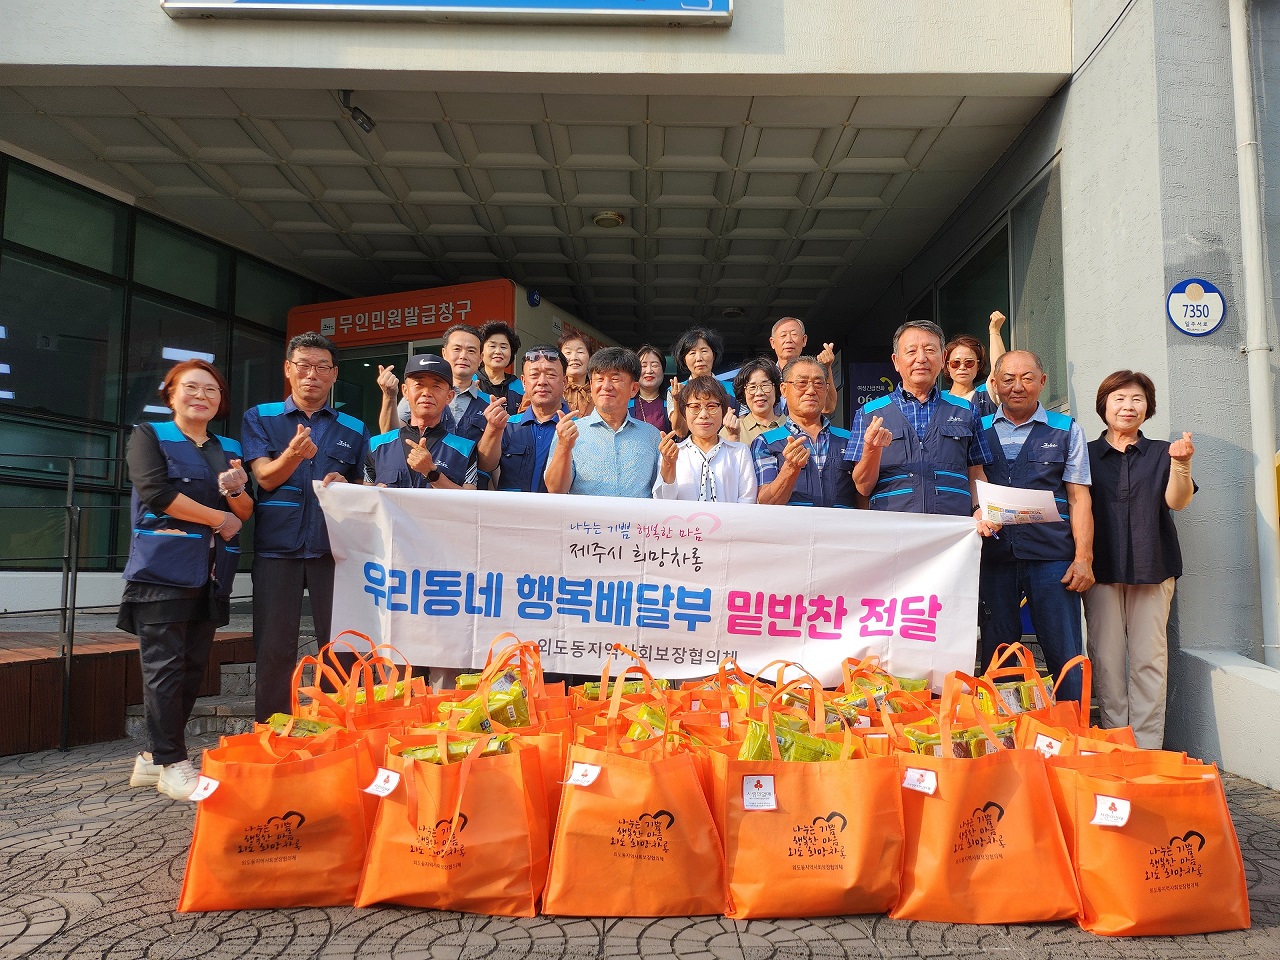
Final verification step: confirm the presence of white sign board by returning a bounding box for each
[316,484,981,687]
[1167,278,1226,337]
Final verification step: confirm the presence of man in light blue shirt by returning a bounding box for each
[545,347,660,498]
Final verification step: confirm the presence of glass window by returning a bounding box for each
[937,227,1011,348]
[2,163,128,276]
[133,214,231,311]
[1011,167,1068,411]
[0,482,116,572]
[235,258,312,332]
[125,294,227,429]
[906,290,935,324]
[0,415,117,485]
[229,323,286,437]
[0,251,125,423]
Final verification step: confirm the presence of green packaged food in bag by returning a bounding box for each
[400,734,513,764]
[579,677,670,698]
[437,679,530,731]
[264,713,336,737]
[623,703,669,741]
[893,675,931,693]
[455,668,520,693]
[737,719,841,763]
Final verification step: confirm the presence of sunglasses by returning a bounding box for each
[524,348,563,363]
[948,358,977,370]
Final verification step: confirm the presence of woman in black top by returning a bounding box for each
[119,360,254,800]
[476,320,523,413]
[1084,370,1195,749]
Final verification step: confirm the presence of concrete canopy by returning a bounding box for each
[0,0,1071,351]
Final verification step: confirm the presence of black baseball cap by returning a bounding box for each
[404,354,453,385]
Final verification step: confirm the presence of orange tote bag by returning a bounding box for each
[177,734,371,911]
[709,681,904,918]
[543,737,726,917]
[354,733,550,916]
[891,680,1080,924]
[1047,752,1250,936]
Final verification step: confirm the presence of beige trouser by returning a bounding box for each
[1082,579,1176,750]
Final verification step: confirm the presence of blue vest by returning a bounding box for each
[248,403,366,558]
[756,424,856,508]
[859,392,975,516]
[971,384,997,420]
[368,426,475,488]
[122,421,241,596]
[443,388,493,443]
[495,411,560,493]
[444,389,493,488]
[982,412,1077,561]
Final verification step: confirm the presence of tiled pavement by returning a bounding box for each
[2,734,1279,960]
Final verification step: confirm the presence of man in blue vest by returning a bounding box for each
[845,319,993,514]
[980,349,1094,703]
[751,356,856,507]
[376,325,495,486]
[476,344,567,493]
[366,353,479,490]
[241,332,369,722]
[440,324,492,443]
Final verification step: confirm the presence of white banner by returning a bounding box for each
[316,484,981,687]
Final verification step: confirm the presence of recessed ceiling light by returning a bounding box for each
[592,210,625,229]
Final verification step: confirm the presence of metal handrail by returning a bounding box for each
[1,453,117,751]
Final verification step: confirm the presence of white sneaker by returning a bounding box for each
[129,753,161,788]
[157,760,199,801]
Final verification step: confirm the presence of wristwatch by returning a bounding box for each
[426,468,442,483]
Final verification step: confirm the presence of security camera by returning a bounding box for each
[349,106,376,134]
[338,90,376,134]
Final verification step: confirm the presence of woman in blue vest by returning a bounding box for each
[118,360,254,800]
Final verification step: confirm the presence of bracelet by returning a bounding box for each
[224,488,244,498]
[211,512,229,532]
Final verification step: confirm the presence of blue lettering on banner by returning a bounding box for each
[365,561,712,631]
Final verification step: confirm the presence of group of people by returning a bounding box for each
[118,311,1196,800]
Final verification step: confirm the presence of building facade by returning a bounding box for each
[2,1,1278,781]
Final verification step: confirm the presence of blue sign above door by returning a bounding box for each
[162,0,733,26]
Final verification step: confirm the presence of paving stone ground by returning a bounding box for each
[2,732,1279,960]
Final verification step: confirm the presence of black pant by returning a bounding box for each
[253,555,335,722]
[139,619,216,765]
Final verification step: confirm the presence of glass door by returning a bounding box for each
[333,342,414,434]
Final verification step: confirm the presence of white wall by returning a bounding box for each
[859,0,1280,775]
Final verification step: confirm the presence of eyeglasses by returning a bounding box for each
[784,377,827,392]
[178,382,221,398]
[289,360,335,376]
[744,383,775,395]
[948,358,977,370]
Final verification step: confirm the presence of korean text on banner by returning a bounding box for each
[316,485,981,687]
